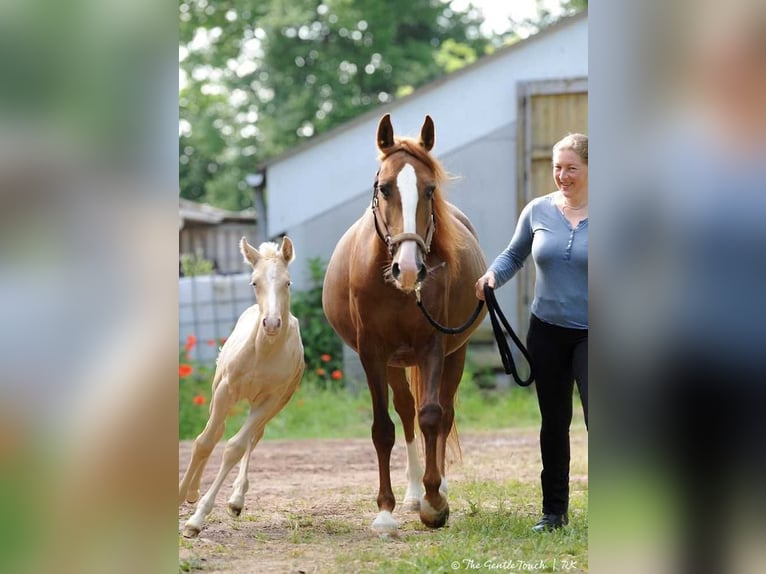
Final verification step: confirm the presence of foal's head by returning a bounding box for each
[240,236,295,336]
[374,114,447,293]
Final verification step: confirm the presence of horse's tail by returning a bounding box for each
[407,367,462,467]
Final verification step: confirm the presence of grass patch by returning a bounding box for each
[180,369,561,441]
[336,479,588,573]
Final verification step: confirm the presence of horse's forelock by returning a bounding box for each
[378,138,446,185]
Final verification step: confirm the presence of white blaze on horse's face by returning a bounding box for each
[391,163,426,292]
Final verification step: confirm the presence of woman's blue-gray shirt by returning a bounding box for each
[489,192,588,329]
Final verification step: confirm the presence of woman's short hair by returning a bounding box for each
[553,133,588,165]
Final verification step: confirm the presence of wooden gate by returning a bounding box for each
[516,78,588,336]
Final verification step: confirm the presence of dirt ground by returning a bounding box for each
[179,428,588,573]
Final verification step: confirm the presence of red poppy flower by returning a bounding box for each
[184,334,197,352]
[179,364,193,378]
[316,367,326,376]
[207,339,216,346]
[331,369,343,380]
[320,354,332,362]
[192,394,206,406]
[220,337,227,344]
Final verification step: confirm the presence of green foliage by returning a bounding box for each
[290,257,345,388]
[179,251,215,277]
[179,0,495,210]
[435,38,478,73]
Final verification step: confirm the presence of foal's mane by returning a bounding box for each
[378,137,466,277]
[256,242,283,260]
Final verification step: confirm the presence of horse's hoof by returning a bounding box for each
[182,524,201,538]
[371,510,399,536]
[227,502,243,517]
[420,499,449,529]
[185,490,200,504]
[401,497,421,512]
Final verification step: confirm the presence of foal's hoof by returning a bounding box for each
[419,499,449,529]
[185,490,200,504]
[401,497,421,512]
[227,502,243,517]
[182,524,201,538]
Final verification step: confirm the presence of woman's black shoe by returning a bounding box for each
[532,513,569,532]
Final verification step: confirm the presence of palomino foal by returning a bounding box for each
[179,236,305,538]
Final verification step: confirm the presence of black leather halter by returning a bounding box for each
[371,167,435,258]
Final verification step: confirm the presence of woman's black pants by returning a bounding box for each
[527,313,588,515]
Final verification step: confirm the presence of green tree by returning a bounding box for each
[179,0,493,210]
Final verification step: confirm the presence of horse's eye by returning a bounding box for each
[286,280,292,288]
[425,184,436,199]
[378,183,391,198]
[250,281,256,287]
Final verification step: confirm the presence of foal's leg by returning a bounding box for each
[227,377,299,517]
[417,340,449,528]
[389,366,423,511]
[226,423,263,517]
[360,351,397,534]
[182,405,265,537]
[179,382,232,505]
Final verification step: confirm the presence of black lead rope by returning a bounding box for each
[483,284,534,387]
[415,290,485,335]
[414,284,534,387]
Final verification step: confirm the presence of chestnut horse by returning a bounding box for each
[322,114,487,534]
[179,236,305,538]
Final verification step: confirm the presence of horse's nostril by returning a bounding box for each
[392,263,401,279]
[276,318,282,329]
[417,264,427,282]
[262,318,268,327]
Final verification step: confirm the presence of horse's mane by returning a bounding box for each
[378,137,466,277]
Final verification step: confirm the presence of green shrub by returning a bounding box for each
[180,250,214,276]
[290,257,345,388]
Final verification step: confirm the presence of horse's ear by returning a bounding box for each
[420,115,435,151]
[240,236,260,267]
[280,236,295,264]
[376,113,395,151]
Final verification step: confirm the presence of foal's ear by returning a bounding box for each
[240,236,260,267]
[280,236,295,264]
[376,113,395,151]
[420,115,435,151]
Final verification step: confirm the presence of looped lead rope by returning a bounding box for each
[415,285,485,335]
[414,284,534,386]
[483,284,534,386]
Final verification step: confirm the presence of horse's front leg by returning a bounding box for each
[390,366,424,511]
[436,343,469,498]
[417,339,449,528]
[360,350,398,535]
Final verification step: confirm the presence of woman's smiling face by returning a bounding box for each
[553,148,588,200]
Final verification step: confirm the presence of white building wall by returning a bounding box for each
[267,16,587,236]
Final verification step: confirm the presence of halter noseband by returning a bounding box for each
[371,167,436,258]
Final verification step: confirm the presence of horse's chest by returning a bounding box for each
[389,346,417,367]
